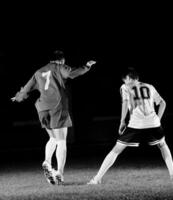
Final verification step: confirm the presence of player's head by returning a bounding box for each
[60,65,71,79]
[122,67,139,86]
[51,50,65,65]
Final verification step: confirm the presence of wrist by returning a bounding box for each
[85,64,91,69]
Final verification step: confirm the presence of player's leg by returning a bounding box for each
[148,127,173,179]
[53,127,68,184]
[88,127,140,184]
[42,128,58,185]
[44,128,57,166]
[38,110,58,184]
[157,138,173,179]
[88,142,127,184]
[38,110,57,166]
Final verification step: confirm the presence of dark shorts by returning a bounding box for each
[117,127,165,147]
[38,108,72,130]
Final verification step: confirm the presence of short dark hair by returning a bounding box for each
[50,50,65,61]
[121,67,139,80]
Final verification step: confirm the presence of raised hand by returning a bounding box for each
[11,97,16,102]
[86,60,96,68]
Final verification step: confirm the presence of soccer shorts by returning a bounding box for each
[38,108,72,130]
[117,126,165,147]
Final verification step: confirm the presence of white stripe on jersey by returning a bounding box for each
[120,82,162,128]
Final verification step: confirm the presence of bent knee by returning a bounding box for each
[112,142,126,154]
[56,140,67,151]
[157,139,167,149]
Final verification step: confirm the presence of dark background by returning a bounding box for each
[0,3,173,161]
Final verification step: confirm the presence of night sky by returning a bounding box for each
[1,4,173,151]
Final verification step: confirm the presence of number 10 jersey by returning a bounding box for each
[120,82,163,129]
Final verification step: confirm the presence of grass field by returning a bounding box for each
[0,153,173,200]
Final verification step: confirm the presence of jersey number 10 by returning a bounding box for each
[132,86,150,100]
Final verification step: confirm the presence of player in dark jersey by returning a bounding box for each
[11,50,96,185]
[88,67,173,184]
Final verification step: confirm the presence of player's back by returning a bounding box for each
[34,63,64,112]
[121,81,162,128]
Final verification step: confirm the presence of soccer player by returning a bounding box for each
[11,50,96,185]
[88,67,173,184]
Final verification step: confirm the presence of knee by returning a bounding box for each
[112,143,126,155]
[157,140,167,149]
[57,140,67,151]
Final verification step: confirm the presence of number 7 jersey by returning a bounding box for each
[14,62,90,112]
[120,82,163,128]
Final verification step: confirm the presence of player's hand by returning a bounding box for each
[86,60,96,68]
[118,122,126,135]
[11,97,16,102]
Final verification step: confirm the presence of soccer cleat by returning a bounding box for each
[42,161,56,185]
[87,177,101,185]
[54,171,64,185]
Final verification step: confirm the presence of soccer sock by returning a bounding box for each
[45,137,57,165]
[160,143,173,176]
[95,151,118,181]
[56,140,67,175]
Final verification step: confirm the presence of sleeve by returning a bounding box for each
[120,84,129,102]
[68,66,90,79]
[152,85,163,105]
[14,74,37,102]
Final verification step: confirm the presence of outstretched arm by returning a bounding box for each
[11,75,37,102]
[68,60,96,79]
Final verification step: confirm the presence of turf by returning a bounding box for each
[0,158,173,200]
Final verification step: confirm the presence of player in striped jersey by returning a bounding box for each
[88,67,173,184]
[11,50,96,185]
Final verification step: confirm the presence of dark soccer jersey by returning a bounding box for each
[15,62,89,112]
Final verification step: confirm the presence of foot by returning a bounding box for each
[87,177,101,185]
[42,161,56,185]
[54,170,64,185]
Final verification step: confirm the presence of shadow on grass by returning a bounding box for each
[63,181,86,186]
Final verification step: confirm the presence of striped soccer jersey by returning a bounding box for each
[120,82,163,128]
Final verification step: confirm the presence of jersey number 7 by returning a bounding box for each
[42,71,51,90]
